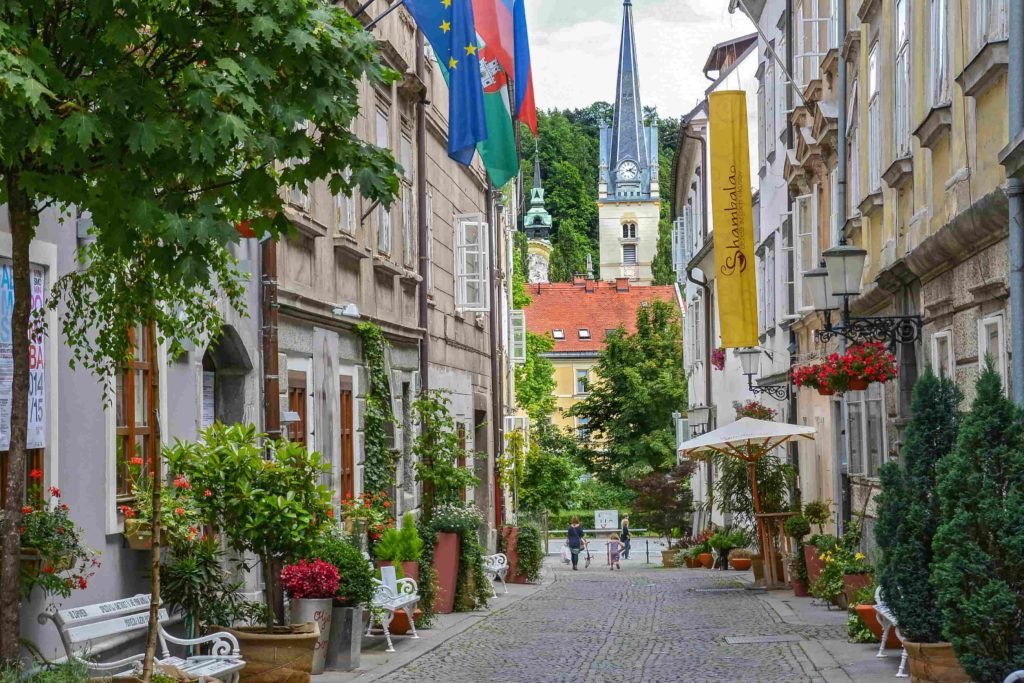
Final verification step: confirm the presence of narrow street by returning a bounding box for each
[382,558,892,683]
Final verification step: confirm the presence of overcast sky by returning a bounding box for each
[525,0,755,120]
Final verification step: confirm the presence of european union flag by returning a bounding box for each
[404,0,489,165]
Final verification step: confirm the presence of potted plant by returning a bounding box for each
[118,462,204,552]
[340,491,392,550]
[843,342,897,390]
[166,424,333,682]
[728,548,755,571]
[784,514,811,596]
[311,529,375,673]
[281,559,339,675]
[426,503,490,615]
[500,522,543,584]
[689,529,714,568]
[627,462,697,567]
[848,583,902,650]
[374,513,424,634]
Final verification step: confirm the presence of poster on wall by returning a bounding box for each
[0,262,47,450]
[201,371,216,428]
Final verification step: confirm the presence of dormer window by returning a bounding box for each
[578,328,591,339]
[552,329,565,340]
[622,223,637,239]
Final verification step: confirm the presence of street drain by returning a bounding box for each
[724,635,804,644]
[691,587,747,593]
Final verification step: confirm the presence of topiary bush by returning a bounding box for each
[932,361,1024,681]
[874,368,961,643]
[784,514,811,587]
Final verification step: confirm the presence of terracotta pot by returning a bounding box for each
[854,604,902,649]
[432,531,460,614]
[842,572,873,607]
[848,377,869,391]
[818,386,835,396]
[123,520,153,550]
[698,552,713,568]
[213,623,319,683]
[804,545,824,585]
[502,526,528,583]
[401,561,420,583]
[388,607,422,635]
[902,641,971,683]
[660,548,680,567]
[684,555,701,568]
[791,577,810,597]
[729,557,752,571]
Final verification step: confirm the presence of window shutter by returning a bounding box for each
[455,213,489,311]
[510,310,527,364]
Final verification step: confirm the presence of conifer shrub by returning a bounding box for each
[874,368,961,643]
[932,361,1024,681]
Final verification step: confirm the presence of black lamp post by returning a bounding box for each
[808,244,923,348]
[735,347,791,401]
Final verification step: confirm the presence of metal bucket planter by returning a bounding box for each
[324,605,363,672]
[289,599,333,675]
[123,519,153,550]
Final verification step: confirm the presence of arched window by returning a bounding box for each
[622,223,637,239]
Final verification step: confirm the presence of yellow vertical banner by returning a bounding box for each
[708,91,758,348]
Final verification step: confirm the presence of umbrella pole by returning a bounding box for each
[748,460,774,588]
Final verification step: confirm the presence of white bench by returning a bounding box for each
[873,586,908,679]
[482,553,509,596]
[1004,672,1024,683]
[39,593,245,682]
[366,564,420,653]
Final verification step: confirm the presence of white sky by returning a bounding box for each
[526,0,755,119]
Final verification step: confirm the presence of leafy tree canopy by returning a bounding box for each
[548,219,595,282]
[519,418,583,515]
[514,332,556,422]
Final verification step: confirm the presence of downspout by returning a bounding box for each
[416,30,429,394]
[1008,0,1024,404]
[835,0,850,532]
[487,187,504,532]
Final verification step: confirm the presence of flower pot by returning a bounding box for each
[324,605,362,672]
[401,561,420,583]
[818,386,835,396]
[661,548,680,567]
[213,623,319,683]
[432,531,460,615]
[804,545,824,585]
[289,598,333,675]
[791,577,810,597]
[123,520,153,550]
[848,377,869,391]
[729,557,752,571]
[842,572,873,607]
[853,604,901,649]
[502,526,528,583]
[684,555,701,568]
[901,641,971,683]
[389,607,422,635]
[698,552,713,568]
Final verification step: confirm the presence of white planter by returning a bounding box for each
[289,597,333,675]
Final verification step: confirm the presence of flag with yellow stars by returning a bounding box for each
[404,0,488,165]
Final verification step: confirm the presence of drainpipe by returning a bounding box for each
[835,0,850,533]
[261,240,280,440]
[487,188,504,532]
[1008,0,1024,404]
[416,30,429,394]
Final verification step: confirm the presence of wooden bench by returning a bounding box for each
[482,553,509,596]
[873,586,908,679]
[366,565,420,653]
[39,594,245,682]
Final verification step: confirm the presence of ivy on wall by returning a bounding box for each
[355,321,396,497]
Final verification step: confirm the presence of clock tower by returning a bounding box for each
[598,0,660,284]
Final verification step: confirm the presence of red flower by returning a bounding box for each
[57,527,64,535]
[29,469,43,480]
[383,501,391,508]
[42,565,54,574]
[204,488,212,498]
[130,456,144,466]
[48,486,61,498]
[21,506,33,514]
[60,503,69,511]
[77,577,88,590]
[326,509,335,518]
[173,476,191,490]
[174,507,185,516]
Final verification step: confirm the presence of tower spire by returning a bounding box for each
[608,0,649,198]
[533,148,541,189]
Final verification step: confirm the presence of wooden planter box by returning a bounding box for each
[123,520,153,550]
[431,532,460,615]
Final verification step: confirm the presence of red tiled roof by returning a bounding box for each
[523,279,678,353]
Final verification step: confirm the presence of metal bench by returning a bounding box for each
[482,553,509,596]
[366,564,420,653]
[39,593,245,682]
[873,586,908,678]
[1004,671,1024,683]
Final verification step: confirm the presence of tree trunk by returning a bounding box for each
[0,174,38,659]
[141,342,162,681]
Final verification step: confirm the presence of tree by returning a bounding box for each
[548,220,595,282]
[569,299,687,485]
[0,0,398,663]
[932,361,1024,681]
[627,462,697,545]
[519,439,582,515]
[514,332,556,422]
[874,369,961,643]
[710,451,795,527]
[414,391,479,509]
[545,161,597,238]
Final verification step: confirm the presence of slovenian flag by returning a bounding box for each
[513,0,537,135]
[404,0,488,165]
[471,0,537,136]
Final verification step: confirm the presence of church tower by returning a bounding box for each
[598,0,660,284]
[524,152,553,283]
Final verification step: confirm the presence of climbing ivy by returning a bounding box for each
[355,322,396,497]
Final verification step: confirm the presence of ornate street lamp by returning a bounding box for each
[735,347,791,401]
[813,244,923,348]
[686,405,711,436]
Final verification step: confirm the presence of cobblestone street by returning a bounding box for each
[381,558,890,683]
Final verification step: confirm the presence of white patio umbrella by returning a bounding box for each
[679,417,816,586]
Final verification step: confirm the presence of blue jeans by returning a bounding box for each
[570,547,581,568]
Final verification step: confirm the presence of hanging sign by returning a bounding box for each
[708,91,759,348]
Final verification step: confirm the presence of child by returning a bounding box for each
[607,533,623,570]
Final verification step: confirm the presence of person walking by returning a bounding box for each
[607,533,623,570]
[621,516,632,560]
[567,516,586,570]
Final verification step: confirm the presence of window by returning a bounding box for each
[776,36,787,131]
[794,0,829,89]
[510,310,527,363]
[931,330,954,380]
[575,369,589,395]
[578,328,591,340]
[758,255,767,335]
[794,192,818,312]
[576,416,591,444]
[623,244,637,264]
[847,78,861,212]
[847,382,887,477]
[286,370,307,446]
[976,0,1009,52]
[765,240,776,329]
[401,134,413,182]
[867,43,881,192]
[377,203,392,254]
[426,191,434,293]
[894,0,911,157]
[931,0,950,106]
[622,223,637,239]
[454,213,489,311]
[979,315,1007,387]
[340,375,355,499]
[828,0,839,48]
[828,168,838,247]
[781,214,796,318]
[115,325,159,499]
[336,171,356,236]
[552,329,565,340]
[402,187,414,266]
[764,56,776,157]
[757,77,766,170]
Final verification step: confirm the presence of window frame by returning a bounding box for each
[454,212,489,312]
[894,0,911,158]
[867,43,881,192]
[114,324,160,501]
[552,329,565,340]
[975,0,1009,54]
[847,77,861,213]
[622,243,637,265]
[402,186,414,267]
[578,328,591,340]
[426,191,434,293]
[930,0,951,107]
[978,314,1007,389]
[931,330,954,381]
[846,382,887,477]
[575,368,590,396]
[575,416,591,444]
[780,213,797,320]
[794,192,817,313]
[510,310,527,363]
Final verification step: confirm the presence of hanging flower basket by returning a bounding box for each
[711,347,726,371]
[792,343,898,395]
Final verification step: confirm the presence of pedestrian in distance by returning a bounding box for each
[567,516,586,570]
[621,515,631,560]
[607,533,623,570]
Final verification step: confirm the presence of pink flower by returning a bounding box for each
[204,488,212,498]
[130,457,144,466]
[173,476,191,490]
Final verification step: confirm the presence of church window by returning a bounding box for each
[578,329,591,340]
[622,223,637,239]
[552,329,565,340]
[622,244,637,264]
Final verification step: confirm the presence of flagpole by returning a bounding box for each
[365,1,403,30]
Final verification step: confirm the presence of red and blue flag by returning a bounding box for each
[471,0,537,136]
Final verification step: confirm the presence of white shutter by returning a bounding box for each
[389,369,403,452]
[455,213,489,312]
[510,310,527,364]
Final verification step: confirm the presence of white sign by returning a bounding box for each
[0,263,46,450]
[201,371,216,428]
[594,509,619,531]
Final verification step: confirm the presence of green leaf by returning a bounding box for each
[63,112,101,149]
[127,122,159,156]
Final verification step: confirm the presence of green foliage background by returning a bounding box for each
[355,322,396,498]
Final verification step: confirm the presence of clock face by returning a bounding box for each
[618,161,639,181]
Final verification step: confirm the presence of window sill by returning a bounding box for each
[913,104,952,150]
[842,29,861,62]
[856,0,881,22]
[373,255,403,276]
[857,190,883,216]
[286,207,327,239]
[400,269,422,284]
[333,234,370,260]
[844,213,864,241]
[956,39,1008,98]
[882,156,913,189]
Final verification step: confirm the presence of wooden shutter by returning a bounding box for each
[339,375,355,499]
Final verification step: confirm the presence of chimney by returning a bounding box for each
[572,275,586,286]
[615,277,630,292]
[585,279,596,293]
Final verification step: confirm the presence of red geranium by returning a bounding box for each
[280,559,340,600]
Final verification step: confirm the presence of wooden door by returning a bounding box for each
[287,371,307,447]
[340,375,355,499]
